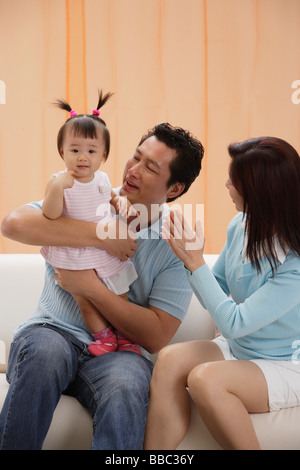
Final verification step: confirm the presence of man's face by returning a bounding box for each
[120,136,178,214]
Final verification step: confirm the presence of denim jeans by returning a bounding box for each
[0,324,153,450]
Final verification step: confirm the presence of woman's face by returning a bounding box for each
[225,178,244,212]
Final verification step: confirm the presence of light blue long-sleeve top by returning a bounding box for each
[186,212,300,360]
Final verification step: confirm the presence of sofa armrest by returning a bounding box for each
[0,254,45,371]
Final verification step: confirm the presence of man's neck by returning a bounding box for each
[142,204,163,229]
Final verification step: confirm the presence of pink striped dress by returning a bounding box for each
[41,170,137,295]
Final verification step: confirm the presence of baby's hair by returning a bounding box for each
[55,90,113,160]
[55,90,113,116]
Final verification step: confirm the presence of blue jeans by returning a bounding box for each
[0,324,153,450]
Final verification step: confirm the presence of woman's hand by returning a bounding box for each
[161,209,206,273]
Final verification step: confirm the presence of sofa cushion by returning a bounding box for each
[2,253,300,450]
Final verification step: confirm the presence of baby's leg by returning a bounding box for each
[73,295,117,356]
[75,293,142,356]
[115,293,142,355]
[73,294,109,333]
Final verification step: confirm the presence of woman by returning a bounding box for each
[144,137,300,450]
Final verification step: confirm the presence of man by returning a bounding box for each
[0,123,204,450]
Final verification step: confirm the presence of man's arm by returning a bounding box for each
[54,268,181,354]
[1,205,138,260]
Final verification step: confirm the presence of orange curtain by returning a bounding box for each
[1,0,300,254]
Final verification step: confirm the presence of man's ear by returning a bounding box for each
[166,182,185,200]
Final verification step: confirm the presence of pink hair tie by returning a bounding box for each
[93,109,100,116]
[70,110,77,117]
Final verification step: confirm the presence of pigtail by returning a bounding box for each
[95,90,113,112]
[54,98,73,113]
[53,90,113,117]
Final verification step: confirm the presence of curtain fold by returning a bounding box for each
[1,0,300,254]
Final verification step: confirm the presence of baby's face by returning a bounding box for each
[61,127,107,182]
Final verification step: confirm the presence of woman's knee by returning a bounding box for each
[187,362,223,406]
[152,344,184,380]
[151,343,195,393]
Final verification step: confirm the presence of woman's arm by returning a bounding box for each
[1,205,138,260]
[188,263,300,339]
[162,209,300,339]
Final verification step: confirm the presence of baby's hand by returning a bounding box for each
[55,170,75,189]
[117,196,138,219]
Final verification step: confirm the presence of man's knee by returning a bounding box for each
[94,352,153,402]
[7,326,76,383]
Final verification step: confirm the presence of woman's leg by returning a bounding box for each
[187,360,269,450]
[144,340,224,450]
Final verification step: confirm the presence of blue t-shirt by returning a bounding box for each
[14,200,192,351]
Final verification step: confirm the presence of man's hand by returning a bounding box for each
[53,268,99,296]
[96,218,138,261]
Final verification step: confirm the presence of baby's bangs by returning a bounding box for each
[69,115,101,140]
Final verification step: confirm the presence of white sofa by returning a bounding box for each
[1,254,300,450]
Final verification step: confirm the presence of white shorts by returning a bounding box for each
[212,335,300,412]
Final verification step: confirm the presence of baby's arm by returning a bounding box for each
[42,170,75,219]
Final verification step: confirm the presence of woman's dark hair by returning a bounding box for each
[55,90,113,160]
[139,123,204,202]
[228,136,300,272]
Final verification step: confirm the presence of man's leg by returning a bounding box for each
[0,325,82,450]
[72,351,153,450]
